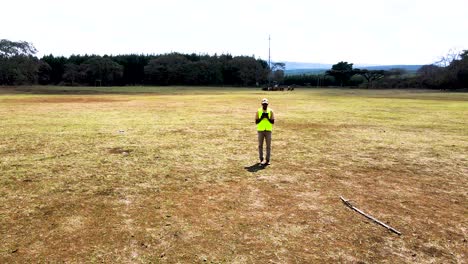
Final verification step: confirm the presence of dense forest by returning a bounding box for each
[1,39,467,90]
[0,40,274,87]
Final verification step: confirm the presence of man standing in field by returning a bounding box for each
[255,98,275,165]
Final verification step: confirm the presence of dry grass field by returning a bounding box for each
[0,86,467,263]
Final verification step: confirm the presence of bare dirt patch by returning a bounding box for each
[108,147,134,155]
[2,97,127,104]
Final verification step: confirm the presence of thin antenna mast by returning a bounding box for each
[268,35,271,69]
[268,35,271,87]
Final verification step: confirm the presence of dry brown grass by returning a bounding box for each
[0,87,467,263]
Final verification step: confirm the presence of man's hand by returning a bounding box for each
[256,112,274,124]
[259,113,275,124]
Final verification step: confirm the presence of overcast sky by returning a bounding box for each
[2,0,468,65]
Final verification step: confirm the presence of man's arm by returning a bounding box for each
[255,112,261,124]
[268,111,275,124]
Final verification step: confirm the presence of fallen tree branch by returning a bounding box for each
[340,196,402,236]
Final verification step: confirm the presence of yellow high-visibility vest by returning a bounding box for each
[257,108,273,131]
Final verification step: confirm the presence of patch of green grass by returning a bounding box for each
[0,87,467,262]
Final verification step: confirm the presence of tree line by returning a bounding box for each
[1,39,467,89]
[284,53,468,90]
[1,39,276,87]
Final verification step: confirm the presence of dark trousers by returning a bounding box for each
[258,131,272,161]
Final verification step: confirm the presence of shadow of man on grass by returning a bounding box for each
[244,163,267,173]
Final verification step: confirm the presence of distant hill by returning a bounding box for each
[283,62,423,76]
[355,65,423,72]
[284,62,333,69]
[285,69,328,75]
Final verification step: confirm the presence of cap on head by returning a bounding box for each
[261,98,269,104]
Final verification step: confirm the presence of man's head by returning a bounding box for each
[261,98,269,109]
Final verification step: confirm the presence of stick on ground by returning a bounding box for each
[340,196,402,236]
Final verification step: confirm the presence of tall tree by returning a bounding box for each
[0,39,37,58]
[0,39,40,85]
[184,60,223,85]
[37,60,52,85]
[447,50,468,89]
[456,50,468,87]
[112,54,151,85]
[144,54,190,85]
[354,69,385,88]
[326,61,354,86]
[271,62,286,84]
[62,63,82,86]
[81,57,123,86]
[230,56,261,86]
[41,55,69,84]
